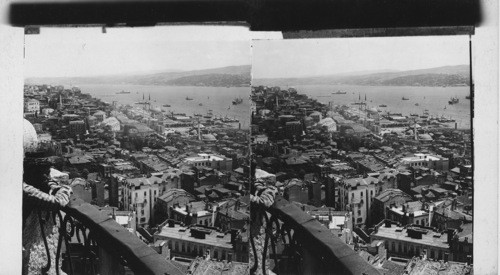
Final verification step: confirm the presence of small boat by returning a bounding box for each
[163,104,171,107]
[465,95,471,100]
[116,90,130,94]
[448,97,459,105]
[415,103,419,106]
[402,97,409,100]
[232,98,243,105]
[199,103,203,106]
[379,104,387,107]
[186,97,193,100]
[332,90,347,95]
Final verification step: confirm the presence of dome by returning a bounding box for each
[101,117,120,131]
[23,119,39,152]
[202,134,217,141]
[418,134,433,141]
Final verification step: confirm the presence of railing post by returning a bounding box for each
[99,247,124,275]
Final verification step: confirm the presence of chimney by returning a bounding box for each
[384,220,392,228]
[446,229,455,244]
[167,219,175,228]
[230,229,238,244]
[234,200,240,211]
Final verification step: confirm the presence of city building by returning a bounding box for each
[69,120,87,137]
[370,189,413,226]
[338,177,378,226]
[183,153,233,171]
[24,98,40,113]
[401,153,449,171]
[154,221,249,263]
[122,177,161,228]
[371,220,451,261]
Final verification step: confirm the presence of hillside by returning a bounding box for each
[26,65,252,87]
[253,65,470,87]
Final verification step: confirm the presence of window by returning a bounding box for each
[360,192,363,197]
[391,242,395,252]
[141,209,144,215]
[175,242,178,251]
[182,243,185,253]
[214,250,218,259]
[430,250,435,259]
[144,191,147,196]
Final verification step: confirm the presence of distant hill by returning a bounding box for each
[26,65,251,87]
[253,65,470,87]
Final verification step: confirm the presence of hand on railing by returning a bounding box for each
[23,182,73,210]
[251,181,278,208]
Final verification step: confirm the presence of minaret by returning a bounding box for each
[414,120,418,141]
[198,119,201,141]
[57,94,63,110]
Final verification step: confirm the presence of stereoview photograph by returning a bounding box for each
[250,36,473,275]
[22,26,251,275]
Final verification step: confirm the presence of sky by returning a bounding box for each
[24,25,281,78]
[252,35,470,79]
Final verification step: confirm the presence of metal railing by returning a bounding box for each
[251,195,381,275]
[35,195,184,275]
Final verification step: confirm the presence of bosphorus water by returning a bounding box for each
[293,84,471,129]
[76,84,251,129]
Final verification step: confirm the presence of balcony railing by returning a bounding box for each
[251,195,381,275]
[34,195,184,275]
